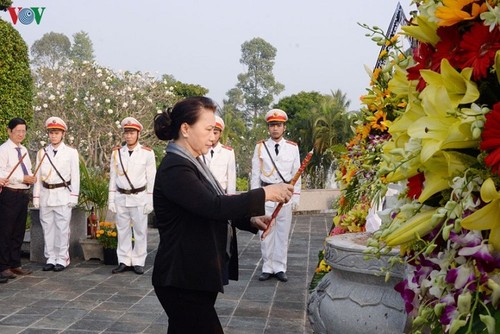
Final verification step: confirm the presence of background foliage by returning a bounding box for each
[0,17,33,142]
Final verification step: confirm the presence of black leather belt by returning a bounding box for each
[43,181,71,189]
[4,187,29,194]
[117,185,146,194]
[261,181,290,187]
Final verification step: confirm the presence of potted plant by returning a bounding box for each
[96,222,118,265]
[78,157,109,260]
[79,157,109,223]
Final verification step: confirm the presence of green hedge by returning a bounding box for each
[0,18,33,142]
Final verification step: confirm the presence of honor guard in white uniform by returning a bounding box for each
[33,117,80,272]
[250,109,301,282]
[203,116,236,194]
[108,117,156,275]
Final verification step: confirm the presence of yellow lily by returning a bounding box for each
[407,115,479,163]
[388,65,419,99]
[384,208,439,246]
[461,178,500,251]
[418,151,476,202]
[420,59,480,113]
[401,15,440,46]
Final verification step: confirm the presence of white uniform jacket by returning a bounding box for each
[108,144,156,207]
[250,138,301,205]
[0,139,33,189]
[33,143,80,206]
[203,142,236,194]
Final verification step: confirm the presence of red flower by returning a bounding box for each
[407,173,425,199]
[432,26,462,69]
[406,27,461,91]
[481,102,500,175]
[407,42,434,91]
[456,22,500,80]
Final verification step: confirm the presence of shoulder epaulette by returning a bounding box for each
[141,145,152,151]
[286,140,297,146]
[112,146,121,151]
[221,145,233,151]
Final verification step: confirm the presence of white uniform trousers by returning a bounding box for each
[259,203,293,274]
[40,205,72,266]
[115,205,148,266]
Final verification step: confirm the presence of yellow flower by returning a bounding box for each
[435,0,487,27]
[368,110,390,131]
[461,178,500,251]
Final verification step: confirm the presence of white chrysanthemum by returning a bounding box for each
[122,102,128,108]
[40,141,46,146]
[107,109,113,114]
[105,99,110,103]
[43,103,48,108]
[48,94,55,100]
[132,100,137,105]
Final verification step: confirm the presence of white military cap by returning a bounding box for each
[45,116,67,131]
[265,109,288,123]
[121,117,143,131]
[215,115,225,131]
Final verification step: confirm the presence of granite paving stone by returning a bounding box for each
[0,213,332,333]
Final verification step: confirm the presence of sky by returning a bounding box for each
[2,0,415,111]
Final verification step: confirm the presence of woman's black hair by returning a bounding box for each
[154,96,217,141]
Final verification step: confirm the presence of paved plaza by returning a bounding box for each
[0,213,332,334]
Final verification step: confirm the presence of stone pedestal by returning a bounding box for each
[308,232,408,334]
[29,207,87,262]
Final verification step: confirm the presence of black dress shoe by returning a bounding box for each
[258,272,272,281]
[53,264,65,272]
[133,266,144,275]
[112,263,129,274]
[275,271,288,282]
[0,269,16,279]
[0,276,7,283]
[43,263,55,271]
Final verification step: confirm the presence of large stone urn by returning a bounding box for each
[308,232,408,334]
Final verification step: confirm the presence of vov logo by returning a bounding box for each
[7,7,46,25]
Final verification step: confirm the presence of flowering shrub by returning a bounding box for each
[30,61,180,169]
[335,1,500,333]
[96,222,118,249]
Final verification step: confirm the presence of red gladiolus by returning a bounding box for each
[481,102,500,175]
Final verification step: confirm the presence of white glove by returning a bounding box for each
[68,202,76,208]
[33,197,40,209]
[291,202,299,211]
[143,203,153,215]
[68,198,78,208]
[108,202,116,214]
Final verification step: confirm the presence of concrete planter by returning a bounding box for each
[307,232,408,334]
[79,238,104,261]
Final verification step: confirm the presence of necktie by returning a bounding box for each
[15,147,29,175]
[53,150,57,156]
[210,149,214,158]
[275,144,280,156]
[128,150,133,156]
